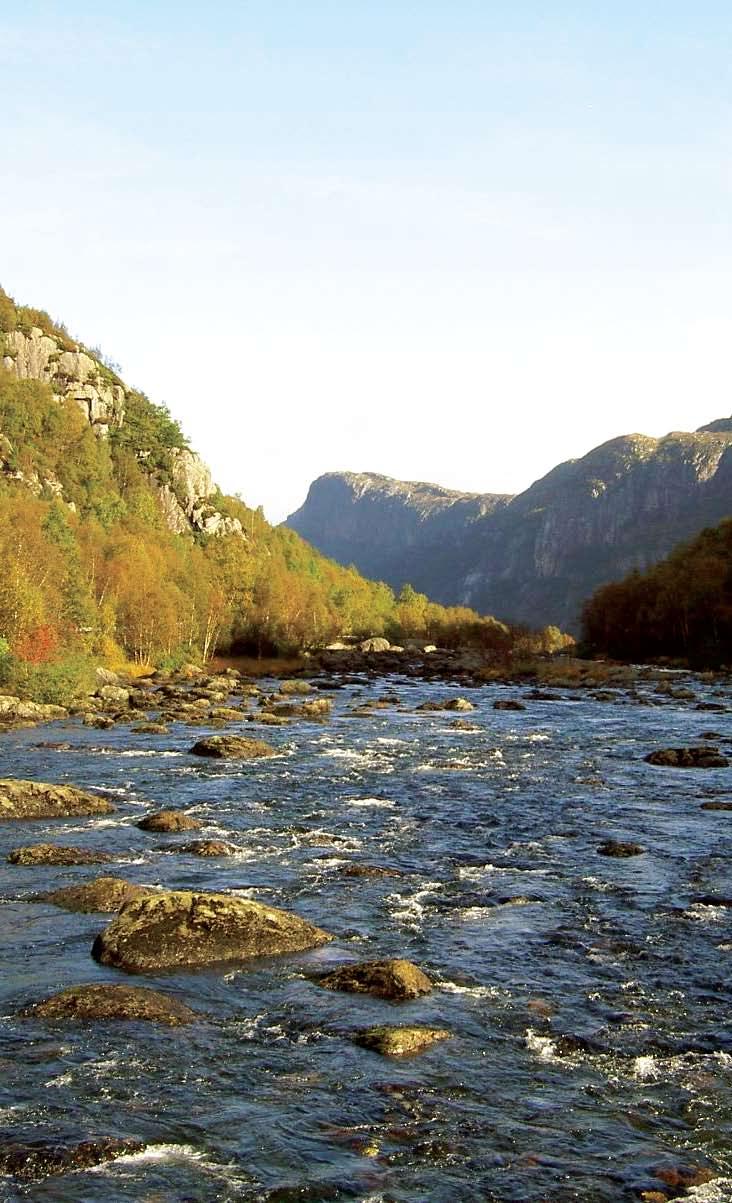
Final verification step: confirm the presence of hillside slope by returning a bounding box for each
[286,426,732,631]
[0,284,518,695]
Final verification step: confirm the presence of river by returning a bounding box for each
[0,671,731,1202]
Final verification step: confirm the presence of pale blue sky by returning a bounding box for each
[2,2,731,519]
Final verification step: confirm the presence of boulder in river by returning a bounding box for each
[38,876,158,913]
[278,680,313,695]
[700,800,732,811]
[249,712,290,726]
[0,1137,145,1182]
[8,843,115,866]
[0,694,66,722]
[20,983,198,1026]
[597,840,645,858]
[359,638,391,652]
[92,889,333,972]
[340,862,402,878]
[0,779,114,821]
[189,735,276,760]
[493,699,526,711]
[266,698,332,720]
[351,1025,450,1056]
[137,810,202,833]
[175,839,241,857]
[317,958,433,1000]
[645,746,729,768]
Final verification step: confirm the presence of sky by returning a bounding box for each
[1,1,731,522]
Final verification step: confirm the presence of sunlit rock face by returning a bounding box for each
[286,423,732,631]
[1,329,244,539]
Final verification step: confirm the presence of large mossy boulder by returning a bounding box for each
[20,983,198,1027]
[92,889,333,973]
[189,735,276,760]
[0,779,114,821]
[8,843,114,866]
[38,876,157,914]
[317,958,433,1000]
[352,1025,450,1056]
[645,746,729,768]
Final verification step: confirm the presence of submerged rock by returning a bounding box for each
[189,735,276,759]
[0,779,114,821]
[132,721,170,734]
[450,719,480,731]
[20,983,198,1027]
[340,862,402,878]
[352,1025,450,1056]
[645,746,729,768]
[137,810,202,832]
[0,1137,145,1182]
[38,876,157,913]
[597,840,646,858]
[493,699,526,711]
[317,958,433,1000]
[700,800,732,811]
[8,843,114,866]
[92,889,333,972]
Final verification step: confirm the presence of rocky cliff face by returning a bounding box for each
[287,472,511,599]
[3,327,125,435]
[286,424,732,631]
[1,326,242,539]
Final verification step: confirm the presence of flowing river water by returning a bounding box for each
[1,671,731,1202]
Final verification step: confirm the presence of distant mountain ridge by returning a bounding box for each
[286,471,512,602]
[286,422,732,631]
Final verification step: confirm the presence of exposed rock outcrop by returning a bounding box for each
[8,843,114,866]
[0,1137,145,1182]
[136,810,202,833]
[645,746,730,768]
[351,1025,450,1056]
[0,779,114,820]
[38,876,158,913]
[1,326,243,539]
[189,735,275,760]
[3,327,125,433]
[317,959,433,1000]
[20,983,198,1026]
[92,889,333,972]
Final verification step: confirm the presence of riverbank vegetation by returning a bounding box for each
[582,519,732,668]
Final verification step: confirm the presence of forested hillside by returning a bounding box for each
[0,286,521,700]
[582,519,732,667]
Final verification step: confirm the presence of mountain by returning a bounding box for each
[286,425,732,632]
[286,472,511,600]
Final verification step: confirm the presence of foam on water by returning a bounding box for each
[525,1030,561,1062]
[347,796,396,808]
